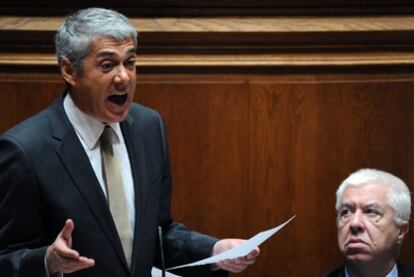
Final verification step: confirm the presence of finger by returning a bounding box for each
[57,247,80,259]
[240,257,256,265]
[228,256,257,269]
[61,257,96,273]
[247,247,260,259]
[61,219,74,241]
[218,260,246,273]
[233,256,255,266]
[218,259,246,272]
[52,253,95,273]
[49,243,79,261]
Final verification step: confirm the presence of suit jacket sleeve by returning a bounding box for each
[154,113,219,276]
[0,134,50,277]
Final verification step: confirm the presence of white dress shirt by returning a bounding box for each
[63,93,135,231]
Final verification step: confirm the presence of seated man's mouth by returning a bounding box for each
[108,94,128,105]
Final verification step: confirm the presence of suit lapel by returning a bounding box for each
[48,94,129,270]
[397,263,414,277]
[121,116,150,275]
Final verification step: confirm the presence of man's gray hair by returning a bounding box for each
[336,168,411,226]
[55,7,138,75]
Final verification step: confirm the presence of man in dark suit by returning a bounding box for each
[0,8,259,277]
[323,169,412,277]
[324,264,414,277]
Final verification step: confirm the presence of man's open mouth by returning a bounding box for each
[108,94,128,105]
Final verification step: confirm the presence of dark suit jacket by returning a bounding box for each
[322,263,414,277]
[0,91,218,277]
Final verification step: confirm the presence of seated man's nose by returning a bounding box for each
[349,213,365,233]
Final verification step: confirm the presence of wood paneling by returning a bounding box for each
[137,73,414,276]
[1,1,414,16]
[2,16,414,57]
[1,71,413,276]
[0,12,413,277]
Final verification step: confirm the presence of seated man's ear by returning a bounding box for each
[396,222,409,245]
[60,58,77,87]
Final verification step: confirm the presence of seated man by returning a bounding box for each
[323,168,413,277]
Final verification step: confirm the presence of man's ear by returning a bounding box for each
[396,221,409,245]
[60,58,77,87]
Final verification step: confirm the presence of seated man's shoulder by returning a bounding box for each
[398,263,414,276]
[321,266,344,277]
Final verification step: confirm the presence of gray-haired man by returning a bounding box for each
[0,7,258,277]
[323,169,413,277]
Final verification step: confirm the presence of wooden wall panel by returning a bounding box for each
[0,74,63,132]
[0,71,413,276]
[137,73,414,276]
[1,12,414,277]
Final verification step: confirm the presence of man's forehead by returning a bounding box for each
[94,47,136,58]
[339,200,384,209]
[90,38,136,57]
[345,182,388,193]
[340,183,389,206]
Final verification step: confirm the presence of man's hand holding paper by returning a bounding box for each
[213,239,260,273]
[167,216,295,272]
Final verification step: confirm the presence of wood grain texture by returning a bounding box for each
[0,10,414,276]
[3,52,414,68]
[3,16,414,32]
[136,72,414,276]
[0,70,413,276]
[1,1,414,16]
[1,16,414,55]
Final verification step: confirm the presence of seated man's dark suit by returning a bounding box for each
[0,90,217,277]
[322,264,414,277]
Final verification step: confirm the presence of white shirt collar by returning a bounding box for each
[63,92,122,149]
[345,263,398,277]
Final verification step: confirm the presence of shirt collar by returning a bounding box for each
[63,92,122,149]
[345,263,398,277]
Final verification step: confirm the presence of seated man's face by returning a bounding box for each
[336,183,404,265]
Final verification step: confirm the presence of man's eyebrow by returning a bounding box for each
[336,203,353,213]
[339,202,354,208]
[363,203,383,210]
[95,48,136,59]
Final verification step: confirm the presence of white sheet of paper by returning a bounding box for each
[167,215,295,270]
[151,267,182,277]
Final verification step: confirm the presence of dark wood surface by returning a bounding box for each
[0,7,413,276]
[1,1,414,16]
[1,71,413,276]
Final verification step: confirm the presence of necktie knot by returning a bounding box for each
[100,126,114,152]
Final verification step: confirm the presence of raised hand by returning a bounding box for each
[46,219,95,274]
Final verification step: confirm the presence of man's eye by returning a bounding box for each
[366,209,380,217]
[340,209,351,217]
[125,59,136,69]
[100,62,114,71]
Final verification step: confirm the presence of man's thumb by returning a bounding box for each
[61,219,74,242]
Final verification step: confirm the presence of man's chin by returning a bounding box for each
[344,252,373,264]
[101,110,129,123]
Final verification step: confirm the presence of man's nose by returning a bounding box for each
[349,210,364,234]
[114,65,130,84]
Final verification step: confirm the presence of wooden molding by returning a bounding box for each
[1,1,414,16]
[2,52,414,68]
[1,16,414,70]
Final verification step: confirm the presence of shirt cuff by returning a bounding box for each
[44,255,63,277]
